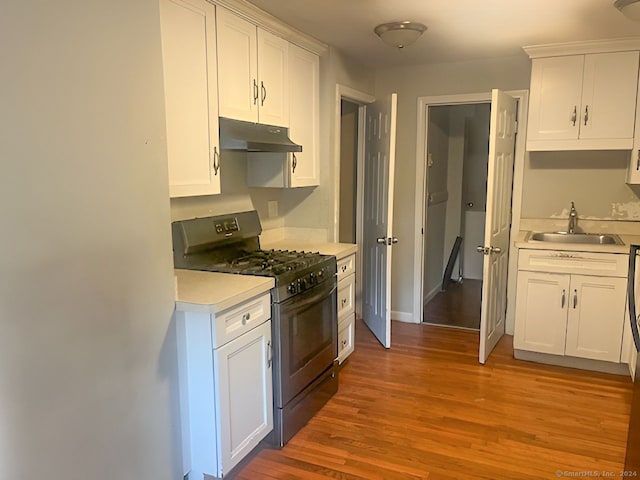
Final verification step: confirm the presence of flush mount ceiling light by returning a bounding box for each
[615,0,640,20]
[374,21,427,49]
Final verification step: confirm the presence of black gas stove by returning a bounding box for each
[172,211,339,448]
[172,211,336,302]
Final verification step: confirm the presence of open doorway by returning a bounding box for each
[422,103,491,330]
[339,99,359,244]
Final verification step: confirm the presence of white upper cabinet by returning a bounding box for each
[246,44,320,188]
[160,0,220,197]
[217,8,289,127]
[526,50,640,151]
[288,44,320,187]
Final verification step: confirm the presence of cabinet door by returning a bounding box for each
[160,0,220,197]
[527,55,584,143]
[288,44,320,187]
[257,29,289,127]
[514,271,570,355]
[216,7,258,123]
[565,275,626,362]
[213,320,273,476]
[579,51,639,143]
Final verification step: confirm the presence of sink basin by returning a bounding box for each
[526,231,623,245]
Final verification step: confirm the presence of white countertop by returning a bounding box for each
[260,239,358,260]
[514,230,640,254]
[174,269,274,315]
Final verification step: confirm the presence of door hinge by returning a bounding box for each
[514,120,518,134]
[421,228,424,234]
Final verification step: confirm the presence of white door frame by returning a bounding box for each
[334,84,375,318]
[413,90,529,333]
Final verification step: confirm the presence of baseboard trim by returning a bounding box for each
[423,285,441,306]
[514,349,629,376]
[391,310,415,323]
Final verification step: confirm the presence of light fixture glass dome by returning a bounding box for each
[615,0,640,20]
[374,21,427,49]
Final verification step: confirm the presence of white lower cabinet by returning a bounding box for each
[177,292,273,479]
[336,253,356,364]
[514,250,627,364]
[213,321,273,474]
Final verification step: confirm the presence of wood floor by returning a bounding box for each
[423,279,482,330]
[235,320,633,479]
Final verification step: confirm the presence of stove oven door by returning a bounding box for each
[274,279,337,408]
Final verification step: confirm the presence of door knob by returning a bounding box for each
[391,237,398,244]
[377,237,386,244]
[477,246,501,255]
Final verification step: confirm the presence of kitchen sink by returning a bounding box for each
[526,231,623,245]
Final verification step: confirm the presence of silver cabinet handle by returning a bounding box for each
[341,339,347,348]
[573,289,578,309]
[241,312,251,325]
[561,289,566,308]
[253,79,258,105]
[260,81,266,106]
[584,105,589,126]
[292,153,297,173]
[571,105,577,126]
[212,147,219,176]
[341,265,347,272]
[267,339,272,368]
[341,298,347,308]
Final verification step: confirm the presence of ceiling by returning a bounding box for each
[246,0,640,68]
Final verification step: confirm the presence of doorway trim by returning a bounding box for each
[413,90,529,333]
[334,84,375,318]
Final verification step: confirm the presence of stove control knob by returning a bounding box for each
[288,282,297,294]
[309,273,316,285]
[298,278,307,291]
[317,269,324,278]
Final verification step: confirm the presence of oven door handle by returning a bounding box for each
[281,282,336,311]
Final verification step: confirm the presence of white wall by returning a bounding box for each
[0,1,181,478]
[521,150,640,220]
[424,107,450,301]
[375,55,532,319]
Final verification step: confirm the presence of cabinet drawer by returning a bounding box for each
[518,249,627,277]
[337,254,355,280]
[212,293,271,348]
[337,274,355,320]
[337,314,355,364]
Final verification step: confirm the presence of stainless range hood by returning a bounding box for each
[219,117,302,153]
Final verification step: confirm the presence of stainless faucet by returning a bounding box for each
[568,201,577,234]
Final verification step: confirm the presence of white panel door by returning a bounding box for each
[213,320,273,477]
[479,89,517,364]
[362,93,397,348]
[527,55,583,142]
[216,7,258,123]
[257,29,289,127]
[565,275,626,362]
[160,0,220,197]
[579,51,639,141]
[288,44,319,187]
[514,271,570,355]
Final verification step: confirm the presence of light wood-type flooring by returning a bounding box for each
[235,320,633,479]
[424,279,482,330]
